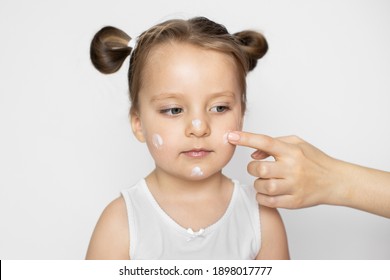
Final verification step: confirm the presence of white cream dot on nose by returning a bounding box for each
[192,119,202,129]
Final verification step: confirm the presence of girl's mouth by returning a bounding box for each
[182,149,212,158]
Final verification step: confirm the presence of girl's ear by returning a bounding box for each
[130,111,146,142]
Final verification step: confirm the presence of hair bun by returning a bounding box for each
[90,26,132,74]
[234,30,268,71]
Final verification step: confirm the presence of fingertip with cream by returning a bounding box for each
[227,131,241,142]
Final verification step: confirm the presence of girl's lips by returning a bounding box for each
[182,149,212,158]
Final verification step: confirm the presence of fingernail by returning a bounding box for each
[227,132,240,141]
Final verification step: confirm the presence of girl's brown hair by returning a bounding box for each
[90,17,268,114]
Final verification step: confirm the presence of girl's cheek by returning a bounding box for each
[223,132,230,144]
[222,116,243,145]
[152,133,164,149]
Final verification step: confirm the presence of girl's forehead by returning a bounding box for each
[134,41,244,108]
[142,42,240,85]
[145,41,237,69]
[134,42,245,115]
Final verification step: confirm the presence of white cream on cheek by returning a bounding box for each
[223,132,231,144]
[192,119,202,129]
[191,166,204,177]
[152,133,163,149]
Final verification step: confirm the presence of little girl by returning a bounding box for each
[86,16,289,260]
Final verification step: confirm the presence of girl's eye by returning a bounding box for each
[210,105,229,113]
[160,107,183,116]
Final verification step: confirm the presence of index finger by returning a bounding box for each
[227,131,290,158]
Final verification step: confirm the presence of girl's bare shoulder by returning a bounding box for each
[256,205,290,260]
[86,197,130,260]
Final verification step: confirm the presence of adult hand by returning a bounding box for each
[227,131,336,209]
[228,131,390,221]
[227,131,390,218]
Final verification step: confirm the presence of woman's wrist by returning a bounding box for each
[320,158,388,215]
[319,157,352,207]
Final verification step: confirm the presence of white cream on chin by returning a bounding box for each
[152,133,163,149]
[192,119,202,129]
[191,166,204,177]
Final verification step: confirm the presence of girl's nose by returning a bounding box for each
[185,117,211,137]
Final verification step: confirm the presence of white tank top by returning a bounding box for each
[121,179,261,259]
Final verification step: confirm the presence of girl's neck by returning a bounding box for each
[145,168,230,198]
[144,168,235,231]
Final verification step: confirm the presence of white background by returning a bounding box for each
[0,0,389,259]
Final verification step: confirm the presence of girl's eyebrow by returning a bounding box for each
[210,91,236,99]
[150,93,184,103]
[207,91,237,102]
[150,91,237,102]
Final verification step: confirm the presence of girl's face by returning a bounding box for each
[131,42,243,181]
